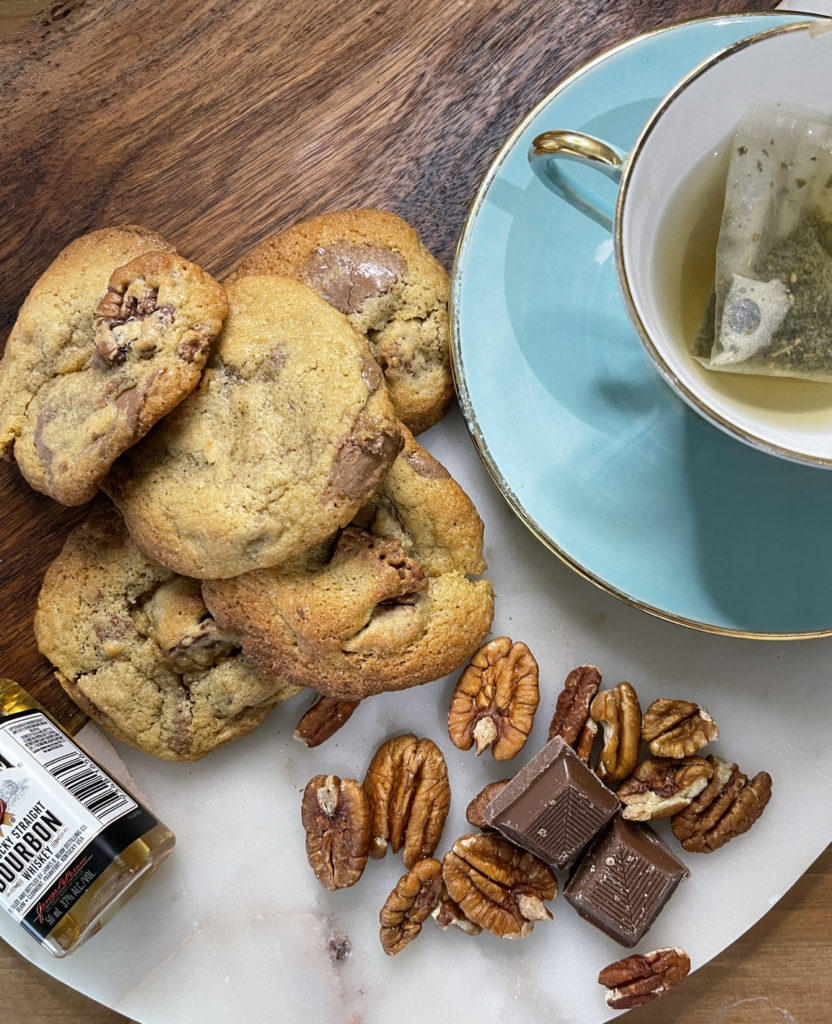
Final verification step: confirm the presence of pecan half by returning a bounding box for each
[363,734,450,868]
[548,664,600,762]
[448,637,540,760]
[590,681,642,786]
[465,779,510,831]
[618,756,714,821]
[642,698,718,758]
[671,755,772,853]
[379,858,443,955]
[598,947,691,1009]
[301,775,371,890]
[441,832,557,939]
[294,695,361,747]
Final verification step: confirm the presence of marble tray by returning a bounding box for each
[2,405,831,1024]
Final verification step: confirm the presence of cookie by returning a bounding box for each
[227,209,453,435]
[0,226,227,505]
[33,507,301,762]
[105,273,403,579]
[202,427,494,699]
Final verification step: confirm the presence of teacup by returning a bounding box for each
[529,20,832,468]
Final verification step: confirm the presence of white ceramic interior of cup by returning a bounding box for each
[618,21,832,467]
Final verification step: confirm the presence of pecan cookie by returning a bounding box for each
[34,507,301,761]
[227,209,453,434]
[201,426,494,698]
[105,273,403,579]
[0,226,227,505]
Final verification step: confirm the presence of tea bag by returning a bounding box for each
[693,103,832,380]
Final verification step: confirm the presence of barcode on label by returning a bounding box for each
[42,751,135,825]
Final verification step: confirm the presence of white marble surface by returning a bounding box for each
[2,404,831,1024]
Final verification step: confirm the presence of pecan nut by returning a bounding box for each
[642,697,718,758]
[301,775,371,890]
[431,884,483,935]
[618,756,714,821]
[379,858,443,955]
[548,664,600,762]
[671,755,772,853]
[441,832,557,939]
[465,779,510,831]
[363,734,450,868]
[294,695,361,747]
[598,947,691,1009]
[590,681,642,785]
[448,637,540,760]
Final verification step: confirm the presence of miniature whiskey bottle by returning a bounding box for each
[0,677,175,956]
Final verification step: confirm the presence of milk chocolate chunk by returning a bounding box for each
[484,735,620,870]
[564,817,689,947]
[301,242,407,314]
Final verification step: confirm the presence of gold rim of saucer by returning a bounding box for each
[450,11,832,642]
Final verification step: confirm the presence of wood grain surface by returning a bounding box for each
[0,1,828,1022]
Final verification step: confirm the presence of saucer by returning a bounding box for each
[451,10,832,639]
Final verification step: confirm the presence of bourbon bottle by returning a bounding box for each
[0,677,175,956]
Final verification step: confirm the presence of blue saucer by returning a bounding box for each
[451,11,832,637]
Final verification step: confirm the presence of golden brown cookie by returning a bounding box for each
[104,273,403,579]
[201,427,494,699]
[0,226,227,505]
[227,209,453,434]
[34,507,301,762]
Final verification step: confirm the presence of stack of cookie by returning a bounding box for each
[1,211,494,761]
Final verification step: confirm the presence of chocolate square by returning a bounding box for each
[484,735,620,870]
[564,816,690,947]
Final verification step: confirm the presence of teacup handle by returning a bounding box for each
[529,130,627,231]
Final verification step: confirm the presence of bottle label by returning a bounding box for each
[0,709,153,938]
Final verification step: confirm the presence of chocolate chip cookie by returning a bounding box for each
[227,209,453,434]
[105,273,403,579]
[201,427,494,699]
[34,507,301,762]
[0,226,227,505]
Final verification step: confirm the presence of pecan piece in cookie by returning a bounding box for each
[363,734,450,868]
[448,637,540,760]
[599,947,691,1009]
[442,832,557,939]
[642,698,719,758]
[618,756,713,821]
[671,756,772,853]
[379,858,443,955]
[301,774,371,890]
